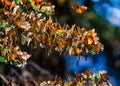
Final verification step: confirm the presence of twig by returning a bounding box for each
[9,67,27,82]
[0,72,9,84]
[28,60,53,79]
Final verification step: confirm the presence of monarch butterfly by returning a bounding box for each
[0,0,12,7]
[100,74,109,81]
[75,73,82,81]
[83,69,91,76]
[71,6,87,14]
[55,75,62,84]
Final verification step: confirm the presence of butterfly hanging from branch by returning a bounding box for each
[71,6,87,14]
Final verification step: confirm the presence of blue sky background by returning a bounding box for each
[78,0,120,27]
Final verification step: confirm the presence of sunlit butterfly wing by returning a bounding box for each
[71,6,87,14]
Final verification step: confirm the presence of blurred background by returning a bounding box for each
[0,0,120,85]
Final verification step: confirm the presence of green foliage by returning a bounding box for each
[0,56,7,63]
[0,20,8,29]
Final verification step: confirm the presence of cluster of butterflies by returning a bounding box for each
[0,0,87,14]
[0,0,55,15]
[38,69,112,86]
[0,0,103,66]
[0,0,41,7]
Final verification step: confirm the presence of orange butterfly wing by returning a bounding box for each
[71,6,87,14]
[33,0,41,3]
[1,0,12,7]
